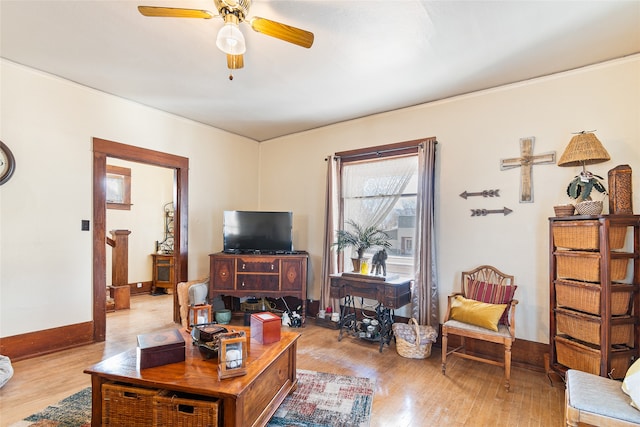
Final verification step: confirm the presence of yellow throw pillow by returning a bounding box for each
[450,295,507,332]
[622,358,640,409]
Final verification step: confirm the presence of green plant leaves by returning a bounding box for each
[566,174,607,201]
[333,219,392,256]
[567,177,582,199]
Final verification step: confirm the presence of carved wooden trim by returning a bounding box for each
[93,138,189,341]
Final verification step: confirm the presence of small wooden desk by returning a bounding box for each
[329,273,412,351]
[84,327,300,427]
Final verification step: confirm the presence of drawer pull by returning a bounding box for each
[242,281,245,287]
[242,263,246,270]
[271,264,274,270]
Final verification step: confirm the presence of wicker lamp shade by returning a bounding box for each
[558,132,610,167]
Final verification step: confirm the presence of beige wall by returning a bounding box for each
[259,55,640,343]
[1,55,639,345]
[0,59,259,337]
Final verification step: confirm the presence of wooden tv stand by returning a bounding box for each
[209,252,308,324]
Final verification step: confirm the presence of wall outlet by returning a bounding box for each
[137,283,142,288]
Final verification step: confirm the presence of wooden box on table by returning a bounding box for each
[251,312,281,344]
[137,328,185,369]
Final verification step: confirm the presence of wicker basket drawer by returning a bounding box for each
[552,221,627,250]
[555,251,629,282]
[555,279,633,315]
[555,308,634,346]
[153,392,219,426]
[102,382,161,426]
[555,335,634,379]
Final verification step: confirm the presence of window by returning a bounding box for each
[106,164,131,210]
[338,144,419,277]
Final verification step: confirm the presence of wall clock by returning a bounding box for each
[0,141,16,185]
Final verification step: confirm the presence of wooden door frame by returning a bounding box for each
[92,138,189,341]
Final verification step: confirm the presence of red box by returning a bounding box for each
[137,328,185,369]
[250,312,281,344]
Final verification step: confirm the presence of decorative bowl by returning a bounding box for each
[215,309,232,324]
[575,200,603,216]
[553,205,575,217]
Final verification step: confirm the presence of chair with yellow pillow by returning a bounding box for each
[441,265,518,391]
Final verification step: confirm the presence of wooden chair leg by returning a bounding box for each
[441,331,448,375]
[504,341,512,392]
[565,392,579,426]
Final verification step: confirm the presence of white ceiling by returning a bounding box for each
[2,1,639,142]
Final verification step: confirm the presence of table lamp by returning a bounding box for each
[558,131,610,214]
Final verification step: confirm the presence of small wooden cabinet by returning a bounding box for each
[152,253,175,294]
[549,215,640,379]
[209,252,308,323]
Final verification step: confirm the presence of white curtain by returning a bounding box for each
[342,156,416,232]
[412,140,438,326]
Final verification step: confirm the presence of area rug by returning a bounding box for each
[9,387,92,427]
[11,369,375,427]
[267,369,375,427]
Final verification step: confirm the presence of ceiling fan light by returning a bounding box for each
[216,22,246,55]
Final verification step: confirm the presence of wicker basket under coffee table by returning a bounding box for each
[85,327,300,427]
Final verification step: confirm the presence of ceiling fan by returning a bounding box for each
[138,0,314,74]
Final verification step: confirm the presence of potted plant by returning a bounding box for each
[333,220,391,273]
[566,171,607,215]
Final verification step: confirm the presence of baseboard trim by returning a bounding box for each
[394,314,549,371]
[0,321,94,362]
[129,280,154,295]
[2,313,551,370]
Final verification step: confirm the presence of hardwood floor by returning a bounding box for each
[0,294,566,426]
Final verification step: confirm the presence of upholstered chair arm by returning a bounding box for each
[177,278,209,329]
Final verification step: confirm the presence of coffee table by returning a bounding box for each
[84,327,300,427]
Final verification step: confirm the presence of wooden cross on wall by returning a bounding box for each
[500,137,556,203]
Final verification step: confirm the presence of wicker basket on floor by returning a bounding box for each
[392,318,437,359]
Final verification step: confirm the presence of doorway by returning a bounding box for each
[92,138,189,342]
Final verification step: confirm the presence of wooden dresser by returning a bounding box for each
[209,252,308,323]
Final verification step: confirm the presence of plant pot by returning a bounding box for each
[575,200,603,216]
[351,257,371,274]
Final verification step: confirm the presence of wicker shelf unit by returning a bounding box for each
[549,215,640,380]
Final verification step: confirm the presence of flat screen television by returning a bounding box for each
[223,210,293,253]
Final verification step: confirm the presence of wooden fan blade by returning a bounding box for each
[138,6,214,19]
[249,17,314,48]
[227,54,244,69]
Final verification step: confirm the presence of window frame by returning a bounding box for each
[106,164,132,210]
[335,139,422,274]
